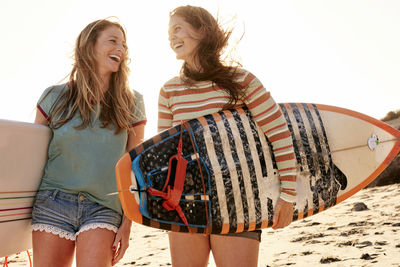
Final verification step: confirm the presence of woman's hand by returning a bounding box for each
[272,198,294,230]
[112,215,132,266]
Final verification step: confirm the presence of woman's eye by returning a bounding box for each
[109,39,116,43]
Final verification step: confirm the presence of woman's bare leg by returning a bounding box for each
[210,234,259,267]
[168,232,211,267]
[32,230,75,267]
[75,228,116,267]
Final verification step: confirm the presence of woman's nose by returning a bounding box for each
[168,32,176,42]
[117,43,125,52]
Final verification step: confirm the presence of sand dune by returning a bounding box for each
[2,183,400,266]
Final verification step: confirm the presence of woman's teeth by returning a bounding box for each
[174,43,183,49]
[110,55,121,62]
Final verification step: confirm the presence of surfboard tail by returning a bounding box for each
[315,103,400,203]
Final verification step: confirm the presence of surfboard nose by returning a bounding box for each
[115,152,143,224]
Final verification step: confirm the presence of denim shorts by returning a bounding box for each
[31,189,122,241]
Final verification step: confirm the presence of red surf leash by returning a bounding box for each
[147,123,191,232]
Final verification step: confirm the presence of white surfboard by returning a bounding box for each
[0,119,51,257]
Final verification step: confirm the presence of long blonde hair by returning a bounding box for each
[46,19,135,134]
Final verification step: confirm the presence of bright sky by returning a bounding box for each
[1,0,399,138]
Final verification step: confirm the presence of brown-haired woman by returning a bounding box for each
[32,18,146,267]
[158,5,297,267]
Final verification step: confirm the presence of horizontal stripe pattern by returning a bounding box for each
[158,69,297,201]
[0,192,35,223]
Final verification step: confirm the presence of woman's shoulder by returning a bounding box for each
[44,83,68,96]
[162,76,184,89]
[39,83,68,103]
[234,68,259,86]
[130,89,146,121]
[235,67,257,77]
[131,89,143,99]
[130,89,145,111]
[37,83,69,116]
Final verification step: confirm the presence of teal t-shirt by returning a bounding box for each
[37,84,146,214]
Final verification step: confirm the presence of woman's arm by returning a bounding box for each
[242,71,296,229]
[112,123,145,266]
[34,108,49,126]
[126,123,145,151]
[157,86,173,132]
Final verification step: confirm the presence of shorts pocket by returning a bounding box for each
[34,189,59,205]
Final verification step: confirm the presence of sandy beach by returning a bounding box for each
[2,183,400,267]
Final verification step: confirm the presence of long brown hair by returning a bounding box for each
[170,5,244,107]
[45,19,135,134]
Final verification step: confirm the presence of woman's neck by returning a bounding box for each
[185,56,202,72]
[99,74,111,93]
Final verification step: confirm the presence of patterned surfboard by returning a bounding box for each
[116,103,400,234]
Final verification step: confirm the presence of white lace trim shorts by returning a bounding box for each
[31,189,122,241]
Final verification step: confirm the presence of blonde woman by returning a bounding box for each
[32,19,146,267]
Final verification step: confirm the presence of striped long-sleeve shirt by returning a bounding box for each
[158,69,297,202]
